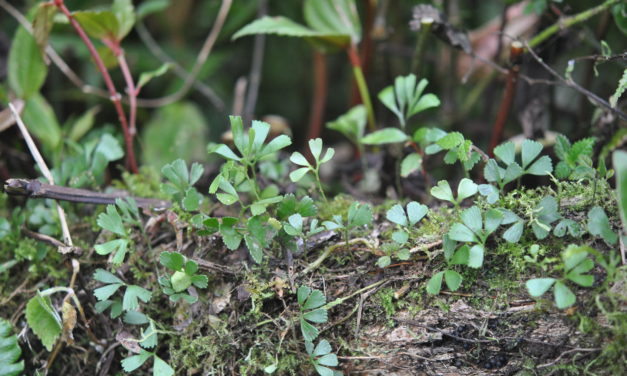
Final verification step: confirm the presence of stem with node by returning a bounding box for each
[52,0,138,173]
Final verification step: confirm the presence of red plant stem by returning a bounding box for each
[360,0,376,76]
[53,0,138,173]
[306,50,328,142]
[489,42,523,156]
[117,53,137,137]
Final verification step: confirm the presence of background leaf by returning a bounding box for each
[26,293,62,351]
[0,318,24,376]
[8,25,48,99]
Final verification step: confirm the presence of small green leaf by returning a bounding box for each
[347,202,372,227]
[21,94,62,152]
[300,319,320,342]
[260,134,292,158]
[26,293,62,351]
[97,205,126,236]
[426,271,444,295]
[94,283,123,301]
[444,270,462,291]
[137,63,170,90]
[467,245,484,268]
[361,128,408,145]
[460,206,482,234]
[478,184,499,204]
[436,132,463,149]
[526,156,553,175]
[191,275,208,289]
[377,256,392,268]
[123,285,152,311]
[553,281,576,309]
[160,252,185,271]
[313,339,332,357]
[587,206,617,245]
[450,245,469,265]
[290,167,309,183]
[566,271,594,287]
[220,220,243,250]
[521,139,543,169]
[210,144,241,161]
[326,105,367,144]
[170,271,192,292]
[244,234,264,264]
[67,107,98,142]
[290,152,310,167]
[309,138,323,161]
[93,268,123,284]
[457,178,478,202]
[8,26,48,98]
[33,3,57,51]
[182,188,202,211]
[502,221,524,243]
[494,142,515,165]
[386,204,407,226]
[406,202,428,226]
[400,153,422,177]
[430,180,454,202]
[526,278,555,297]
[448,223,477,243]
[484,209,503,235]
[483,159,502,184]
[73,11,120,40]
[303,309,328,323]
[94,239,129,263]
[302,290,326,310]
[153,355,175,376]
[233,16,349,46]
[391,230,409,244]
[111,0,135,40]
[121,350,152,372]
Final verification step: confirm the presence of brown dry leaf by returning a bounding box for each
[116,331,141,354]
[61,301,77,344]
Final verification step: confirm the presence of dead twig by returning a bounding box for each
[9,104,74,252]
[4,178,171,209]
[537,347,601,368]
[134,20,225,110]
[525,42,627,121]
[134,0,232,108]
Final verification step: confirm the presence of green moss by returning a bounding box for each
[115,166,165,199]
[376,287,396,319]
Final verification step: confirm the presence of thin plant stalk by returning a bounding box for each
[52,0,138,173]
[411,18,434,75]
[489,41,523,156]
[528,0,620,49]
[347,45,376,132]
[306,50,328,142]
[313,166,327,203]
[117,53,138,137]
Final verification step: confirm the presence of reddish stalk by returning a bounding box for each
[306,50,328,142]
[52,0,138,173]
[116,53,137,137]
[488,41,523,156]
[347,45,376,131]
